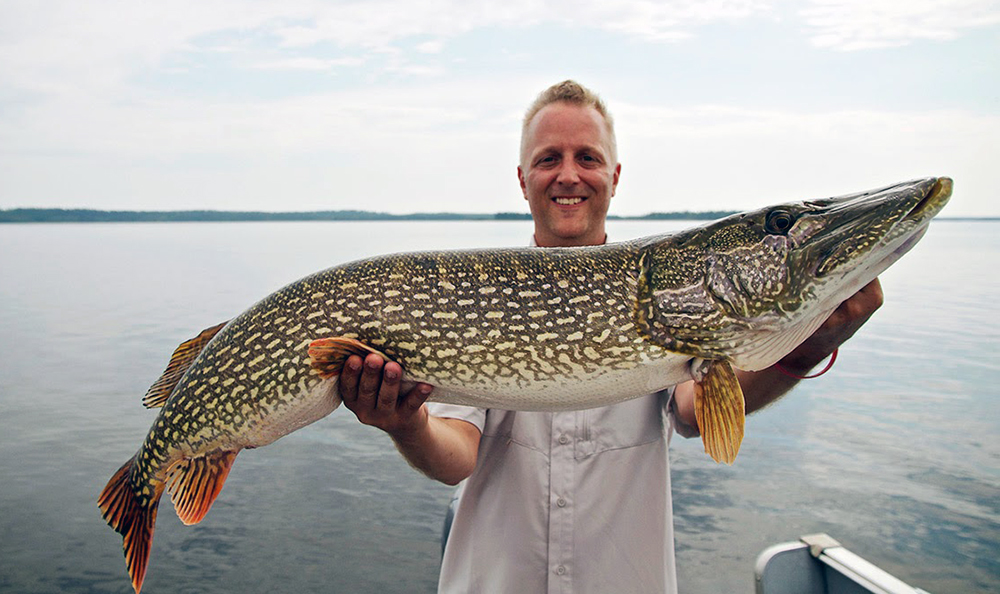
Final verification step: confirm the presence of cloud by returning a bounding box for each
[0,0,771,93]
[799,0,1000,50]
[251,57,366,71]
[0,1,996,216]
[614,103,999,216]
[416,40,446,54]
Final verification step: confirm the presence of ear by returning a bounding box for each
[611,163,621,197]
[518,165,528,199]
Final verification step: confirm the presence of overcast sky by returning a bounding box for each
[1,0,997,216]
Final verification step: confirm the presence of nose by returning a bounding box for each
[555,159,581,185]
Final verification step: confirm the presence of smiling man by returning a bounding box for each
[335,80,883,593]
[518,86,621,247]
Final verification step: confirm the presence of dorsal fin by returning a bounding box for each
[308,337,391,379]
[143,322,228,408]
[165,450,239,526]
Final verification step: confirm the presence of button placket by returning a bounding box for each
[547,412,575,591]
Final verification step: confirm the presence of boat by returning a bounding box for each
[755,533,932,594]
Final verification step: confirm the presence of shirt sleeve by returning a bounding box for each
[426,402,488,433]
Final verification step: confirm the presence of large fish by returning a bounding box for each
[99,177,951,592]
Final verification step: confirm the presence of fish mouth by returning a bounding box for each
[808,177,952,278]
[903,177,952,224]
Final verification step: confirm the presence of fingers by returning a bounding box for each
[781,278,886,371]
[376,360,402,413]
[356,353,386,411]
[828,278,883,329]
[401,382,435,413]
[337,352,435,432]
[851,278,883,316]
[338,354,364,404]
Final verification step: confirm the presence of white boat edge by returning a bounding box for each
[755,533,933,594]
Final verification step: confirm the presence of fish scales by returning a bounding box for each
[100,177,952,594]
[331,245,675,405]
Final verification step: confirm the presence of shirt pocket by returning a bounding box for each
[481,409,554,455]
[574,392,667,460]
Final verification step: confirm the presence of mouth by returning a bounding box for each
[904,177,952,223]
[552,196,587,206]
[813,177,952,277]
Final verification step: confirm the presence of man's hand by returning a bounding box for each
[338,353,434,439]
[673,278,886,426]
[777,278,884,373]
[337,353,481,486]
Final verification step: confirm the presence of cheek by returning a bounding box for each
[583,171,613,192]
[525,171,553,194]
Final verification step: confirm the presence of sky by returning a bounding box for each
[1,0,998,217]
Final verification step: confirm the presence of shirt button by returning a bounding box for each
[556,498,567,508]
[556,565,567,575]
[558,434,570,445]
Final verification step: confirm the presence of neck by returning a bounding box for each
[532,233,607,248]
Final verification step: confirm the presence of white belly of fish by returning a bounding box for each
[237,377,343,448]
[425,353,692,411]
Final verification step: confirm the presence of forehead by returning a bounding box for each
[524,103,613,156]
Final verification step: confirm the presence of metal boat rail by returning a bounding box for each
[755,534,932,594]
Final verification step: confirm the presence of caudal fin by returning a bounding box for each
[98,457,164,594]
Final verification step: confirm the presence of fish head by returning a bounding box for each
[637,177,952,370]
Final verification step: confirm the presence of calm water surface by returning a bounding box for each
[0,220,996,593]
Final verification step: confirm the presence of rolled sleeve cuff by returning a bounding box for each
[426,402,488,433]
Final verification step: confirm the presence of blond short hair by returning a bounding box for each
[520,80,617,166]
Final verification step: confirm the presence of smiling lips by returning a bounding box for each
[553,196,586,205]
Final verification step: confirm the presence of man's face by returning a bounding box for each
[518,102,620,248]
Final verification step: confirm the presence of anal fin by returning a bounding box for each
[308,337,393,379]
[143,322,229,408]
[693,360,746,465]
[165,450,238,526]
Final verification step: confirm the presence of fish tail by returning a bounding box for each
[98,456,164,594]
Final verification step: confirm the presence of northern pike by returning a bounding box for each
[100,177,951,592]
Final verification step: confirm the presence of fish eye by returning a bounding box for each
[764,210,795,235]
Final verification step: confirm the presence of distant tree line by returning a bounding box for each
[0,208,738,223]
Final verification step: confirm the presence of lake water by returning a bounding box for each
[0,219,996,593]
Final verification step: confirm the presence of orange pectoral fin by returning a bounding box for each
[143,322,229,408]
[164,450,239,526]
[693,360,746,465]
[308,337,392,378]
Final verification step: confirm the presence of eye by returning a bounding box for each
[764,210,795,235]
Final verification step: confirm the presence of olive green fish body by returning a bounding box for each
[131,243,691,504]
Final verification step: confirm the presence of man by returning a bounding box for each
[337,81,883,593]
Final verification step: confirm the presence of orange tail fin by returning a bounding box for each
[98,457,164,594]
